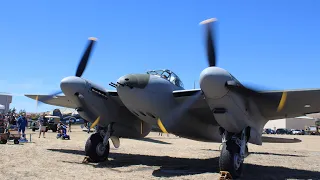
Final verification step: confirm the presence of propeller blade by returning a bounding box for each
[226,81,288,112]
[75,37,97,77]
[157,118,168,133]
[200,18,217,67]
[225,80,262,97]
[156,91,202,133]
[90,116,100,129]
[277,92,287,112]
[35,95,39,111]
[36,90,63,107]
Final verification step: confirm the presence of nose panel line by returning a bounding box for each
[117,74,150,89]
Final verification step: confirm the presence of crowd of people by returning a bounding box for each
[0,112,29,141]
[1,112,177,142]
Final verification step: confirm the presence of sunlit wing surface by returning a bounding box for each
[25,90,124,109]
[173,88,320,122]
[25,95,76,108]
[255,89,320,119]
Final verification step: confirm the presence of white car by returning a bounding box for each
[291,129,302,135]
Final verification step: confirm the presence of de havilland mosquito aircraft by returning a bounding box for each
[25,18,320,178]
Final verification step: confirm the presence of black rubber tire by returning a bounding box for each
[0,139,7,144]
[85,133,110,163]
[14,139,19,144]
[219,142,243,178]
[52,125,57,132]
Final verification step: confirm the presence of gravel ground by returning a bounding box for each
[0,125,319,180]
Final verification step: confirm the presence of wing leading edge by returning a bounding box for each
[25,90,122,109]
[25,95,77,108]
[255,89,320,120]
[173,88,320,120]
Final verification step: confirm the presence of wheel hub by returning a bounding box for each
[96,142,106,156]
[233,153,241,170]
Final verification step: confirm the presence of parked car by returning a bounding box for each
[264,128,276,134]
[276,128,288,134]
[291,129,303,135]
[30,121,39,131]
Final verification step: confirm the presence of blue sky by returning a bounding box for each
[1,0,320,112]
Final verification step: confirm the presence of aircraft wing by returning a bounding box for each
[254,89,320,120]
[172,89,217,125]
[25,95,77,108]
[25,90,124,109]
[172,88,320,121]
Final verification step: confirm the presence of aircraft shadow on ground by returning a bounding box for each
[201,149,307,157]
[47,148,320,179]
[130,138,171,145]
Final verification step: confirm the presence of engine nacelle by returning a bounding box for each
[200,67,232,99]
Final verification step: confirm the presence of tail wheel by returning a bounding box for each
[219,142,243,178]
[85,133,110,162]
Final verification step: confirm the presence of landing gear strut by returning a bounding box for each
[219,127,250,178]
[84,123,115,162]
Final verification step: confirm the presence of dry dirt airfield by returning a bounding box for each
[0,125,320,180]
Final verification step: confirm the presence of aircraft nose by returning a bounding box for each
[117,74,150,89]
[60,76,87,95]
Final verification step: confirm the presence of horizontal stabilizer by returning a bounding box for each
[261,136,301,143]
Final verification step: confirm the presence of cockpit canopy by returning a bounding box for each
[146,69,184,88]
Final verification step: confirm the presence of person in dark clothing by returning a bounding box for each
[17,114,27,138]
[10,115,16,125]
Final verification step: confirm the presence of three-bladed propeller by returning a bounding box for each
[36,37,98,107]
[36,37,102,129]
[156,18,287,134]
[200,18,287,112]
[200,18,264,98]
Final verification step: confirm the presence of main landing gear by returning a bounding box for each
[218,127,250,179]
[84,123,120,163]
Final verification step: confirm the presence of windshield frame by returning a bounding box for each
[146,69,184,88]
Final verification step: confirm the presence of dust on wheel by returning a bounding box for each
[85,133,110,162]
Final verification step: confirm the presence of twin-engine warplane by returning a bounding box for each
[25,18,320,178]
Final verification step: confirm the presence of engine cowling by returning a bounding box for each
[199,67,232,99]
